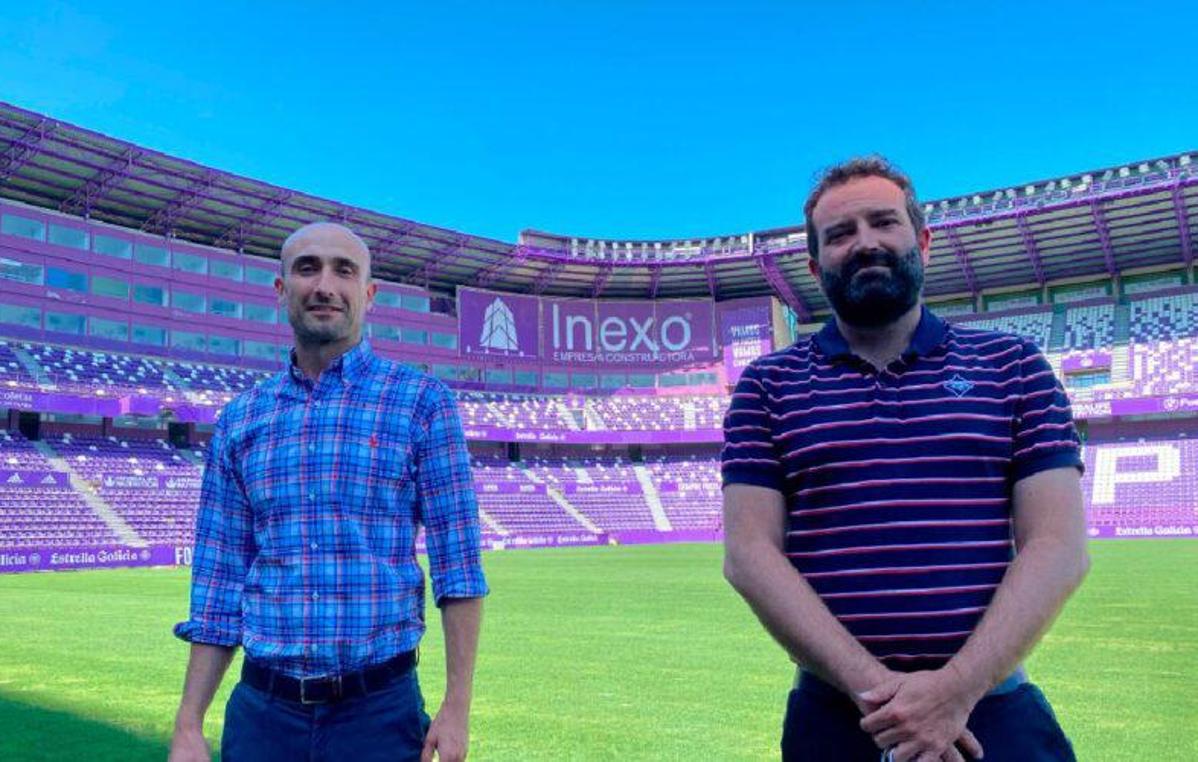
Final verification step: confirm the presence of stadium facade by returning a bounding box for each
[0,101,1195,574]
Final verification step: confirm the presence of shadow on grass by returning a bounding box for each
[0,692,174,762]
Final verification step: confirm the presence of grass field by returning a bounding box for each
[0,540,1195,760]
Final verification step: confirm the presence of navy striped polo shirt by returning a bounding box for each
[721,307,1082,672]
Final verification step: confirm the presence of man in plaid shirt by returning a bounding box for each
[169,223,488,762]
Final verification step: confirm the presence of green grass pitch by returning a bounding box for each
[0,540,1195,760]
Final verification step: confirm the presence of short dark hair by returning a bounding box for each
[803,156,925,259]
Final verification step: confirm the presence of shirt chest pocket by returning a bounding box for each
[337,434,414,512]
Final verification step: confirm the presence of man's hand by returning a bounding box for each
[421,702,469,762]
[858,670,985,762]
[167,723,211,762]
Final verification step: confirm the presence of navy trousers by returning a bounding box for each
[220,669,430,762]
[781,674,1077,761]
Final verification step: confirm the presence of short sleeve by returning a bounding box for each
[1011,341,1084,483]
[721,362,783,491]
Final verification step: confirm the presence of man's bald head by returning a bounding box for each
[281,222,372,278]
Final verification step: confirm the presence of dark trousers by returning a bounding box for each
[781,674,1076,762]
[220,669,430,762]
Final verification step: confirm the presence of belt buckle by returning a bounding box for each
[299,674,342,705]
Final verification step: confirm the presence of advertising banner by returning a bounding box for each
[543,296,715,367]
[718,297,774,382]
[1061,351,1113,372]
[0,543,188,574]
[0,470,70,487]
[457,287,541,362]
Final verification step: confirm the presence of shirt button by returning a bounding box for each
[308,443,315,453]
[308,491,315,501]
[309,644,318,654]
[312,592,320,601]
[310,541,319,550]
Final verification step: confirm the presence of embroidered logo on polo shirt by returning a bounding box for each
[944,374,975,397]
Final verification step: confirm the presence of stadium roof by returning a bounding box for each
[1,101,1194,321]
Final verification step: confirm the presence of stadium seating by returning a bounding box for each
[1063,302,1116,349]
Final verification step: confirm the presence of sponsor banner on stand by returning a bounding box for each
[0,544,191,574]
[477,482,546,494]
[0,470,70,487]
[1088,524,1198,539]
[561,482,641,495]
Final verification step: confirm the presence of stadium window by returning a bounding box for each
[401,328,427,345]
[171,290,206,313]
[90,275,130,300]
[133,243,170,267]
[243,339,277,360]
[88,316,129,342]
[209,258,243,282]
[486,368,513,384]
[689,372,717,385]
[375,291,403,309]
[0,213,46,242]
[46,267,88,293]
[44,311,85,335]
[132,284,168,307]
[514,370,538,386]
[432,364,458,381]
[0,303,41,328]
[171,329,207,352]
[628,373,655,388]
[370,323,401,341]
[400,294,430,313]
[48,224,89,250]
[93,234,133,260]
[209,297,242,319]
[0,258,43,285]
[601,373,627,389]
[131,324,166,347]
[209,335,240,356]
[543,372,568,388]
[458,367,482,382]
[244,265,276,286]
[244,303,278,324]
[659,373,689,387]
[570,373,598,389]
[431,331,458,350]
[172,250,209,275]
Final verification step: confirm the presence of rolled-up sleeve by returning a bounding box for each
[173,411,255,646]
[1011,341,1084,483]
[413,380,489,606]
[721,362,783,491]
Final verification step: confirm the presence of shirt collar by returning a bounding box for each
[286,338,375,387]
[813,305,947,361]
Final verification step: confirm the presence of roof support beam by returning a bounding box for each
[943,228,981,296]
[591,264,613,297]
[532,260,566,295]
[58,146,141,217]
[214,190,294,250]
[648,264,663,299]
[1089,201,1119,278]
[756,254,811,322]
[0,117,54,185]
[141,169,221,235]
[476,244,533,288]
[704,262,718,299]
[1014,214,1047,286]
[1171,181,1194,266]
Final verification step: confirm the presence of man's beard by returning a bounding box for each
[819,246,924,329]
[289,303,353,345]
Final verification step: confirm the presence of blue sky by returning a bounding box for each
[0,1,1194,242]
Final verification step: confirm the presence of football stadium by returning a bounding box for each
[0,99,1195,760]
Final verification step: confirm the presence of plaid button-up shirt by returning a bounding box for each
[174,339,488,677]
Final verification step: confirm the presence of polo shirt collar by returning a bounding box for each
[813,305,947,361]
